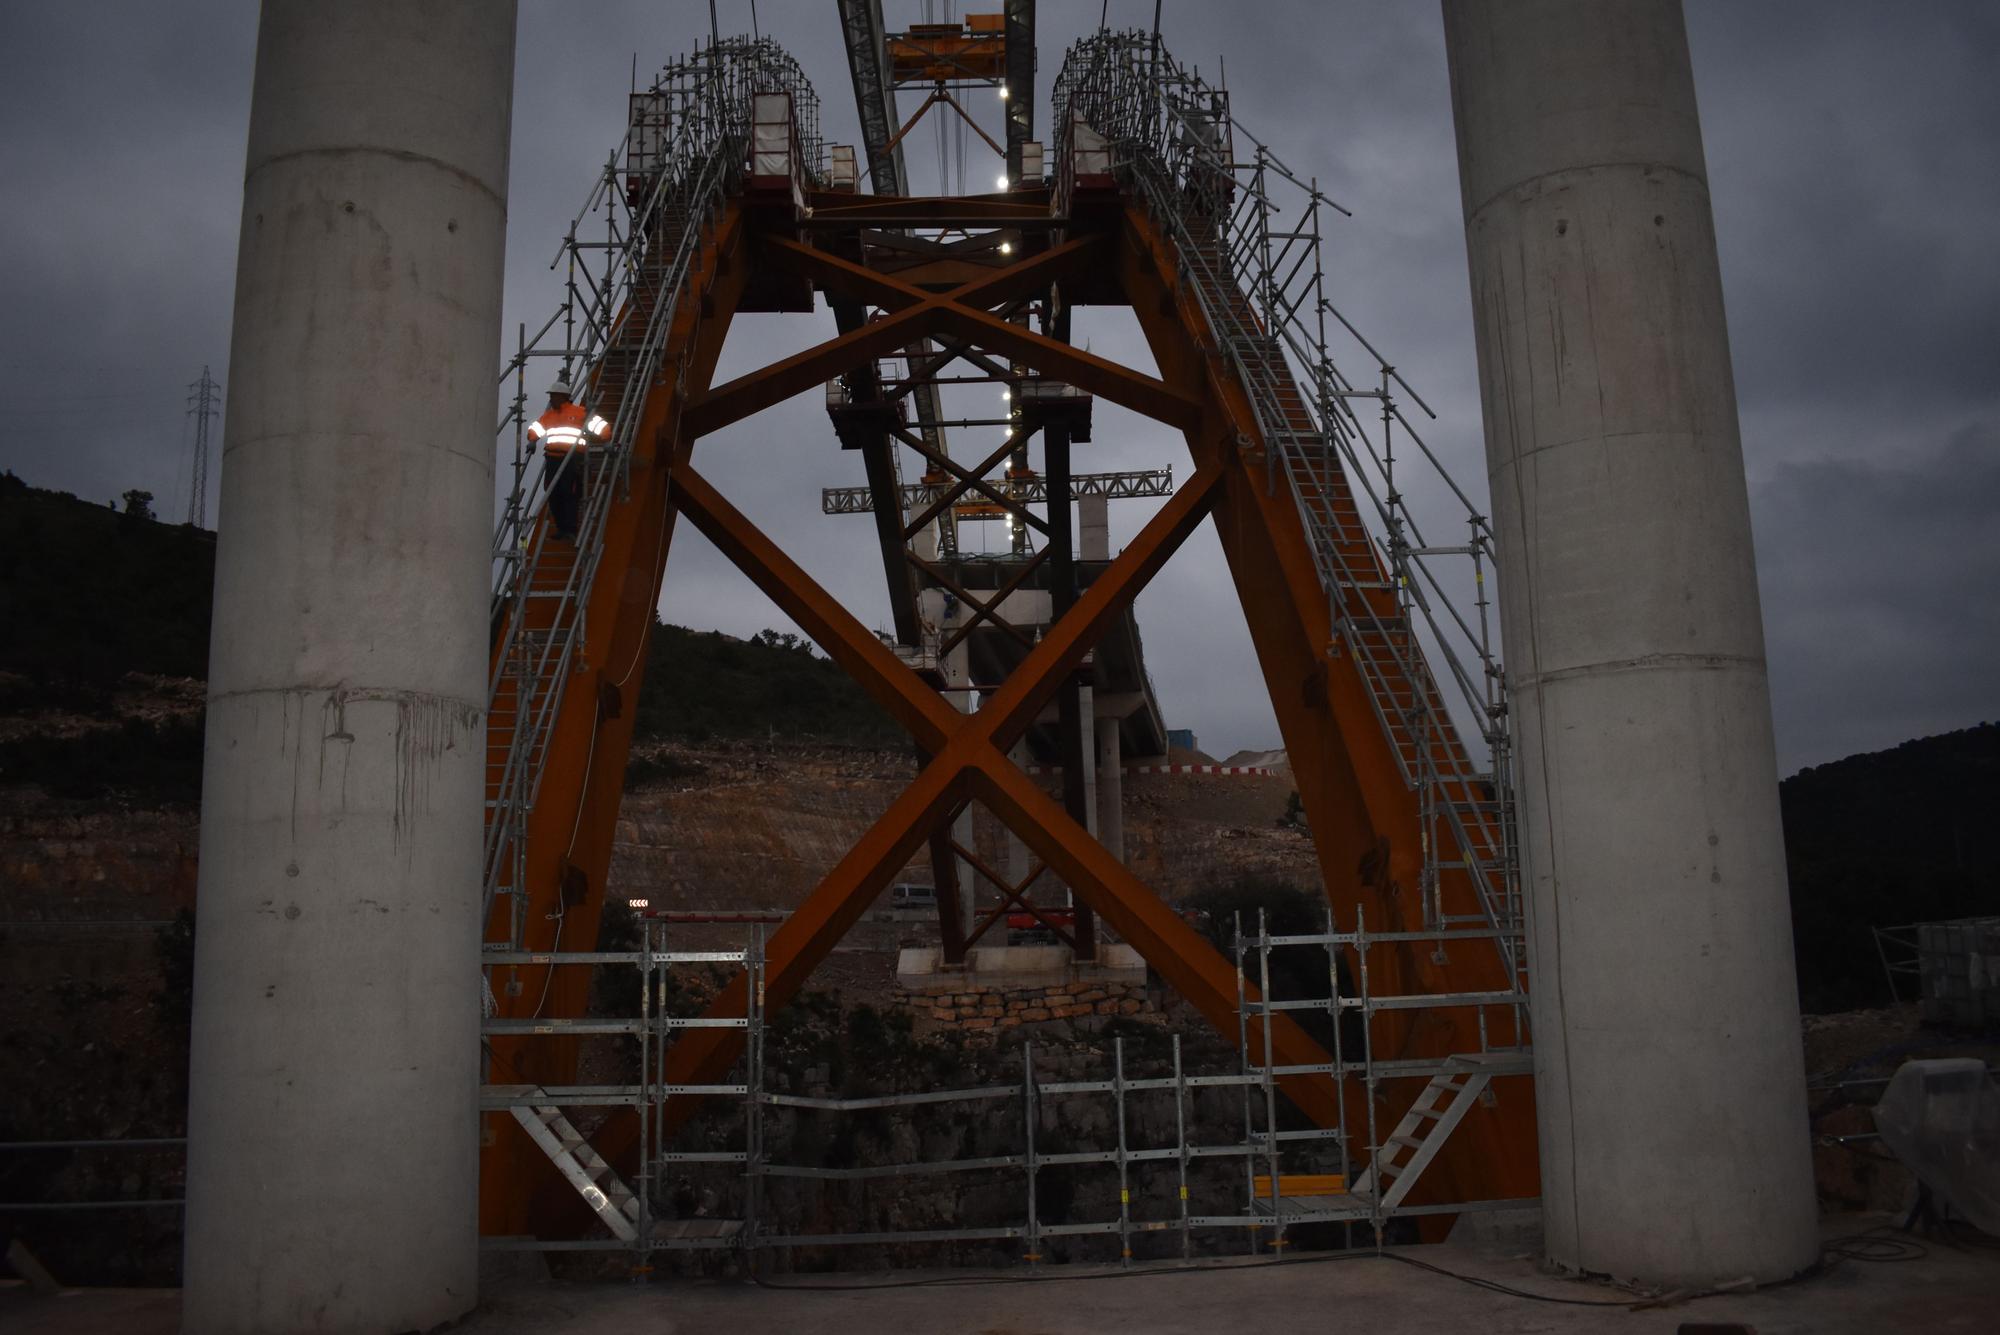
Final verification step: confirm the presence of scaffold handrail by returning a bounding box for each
[1052,31,1523,980]
[481,36,827,944]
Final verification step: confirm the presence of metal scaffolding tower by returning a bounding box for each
[476,15,1536,1246]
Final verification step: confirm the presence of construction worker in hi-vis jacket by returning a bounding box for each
[526,379,609,541]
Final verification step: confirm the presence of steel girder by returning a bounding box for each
[1004,0,1035,178]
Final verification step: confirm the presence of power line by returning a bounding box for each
[185,365,221,528]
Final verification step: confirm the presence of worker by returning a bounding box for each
[526,379,609,541]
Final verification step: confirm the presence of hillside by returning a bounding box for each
[0,478,897,796]
[0,475,1992,1012]
[0,473,213,686]
[633,624,898,745]
[1781,721,1999,1012]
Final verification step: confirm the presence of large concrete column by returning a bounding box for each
[1442,0,1815,1285]
[940,617,979,934]
[1078,494,1110,561]
[184,4,516,1331]
[1094,714,1124,863]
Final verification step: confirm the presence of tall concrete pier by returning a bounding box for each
[184,3,516,1330]
[1442,0,1817,1285]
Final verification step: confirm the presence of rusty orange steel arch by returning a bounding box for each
[478,185,1538,1240]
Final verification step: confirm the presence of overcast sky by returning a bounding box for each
[1,1,1993,775]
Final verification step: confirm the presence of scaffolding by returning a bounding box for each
[477,18,1538,1241]
[1054,32,1523,989]
[483,37,826,954]
[488,912,1533,1267]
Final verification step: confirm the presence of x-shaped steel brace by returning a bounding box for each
[655,460,1345,1133]
[907,546,1045,652]
[684,234,1201,439]
[892,423,1049,538]
[955,842,1069,953]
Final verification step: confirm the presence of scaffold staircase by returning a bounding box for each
[481,41,793,950]
[1054,39,1523,988]
[1187,213,1516,975]
[495,1087,650,1242]
[1349,1054,1520,1210]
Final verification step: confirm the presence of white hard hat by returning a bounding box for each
[549,379,572,398]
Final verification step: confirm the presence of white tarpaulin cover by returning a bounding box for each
[1873,1057,2000,1234]
[752,92,793,178]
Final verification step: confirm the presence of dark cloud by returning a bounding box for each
[1755,420,2000,770]
[1,1,1992,773]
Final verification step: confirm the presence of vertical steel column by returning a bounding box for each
[637,917,655,1276]
[1044,416,1097,959]
[1113,1036,1132,1265]
[1003,0,1035,180]
[1022,1040,1041,1267]
[746,926,766,1260]
[1354,906,1383,1248]
[1171,1034,1192,1260]
[1255,910,1285,1253]
[1232,913,1256,1255]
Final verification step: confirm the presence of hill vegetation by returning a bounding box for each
[0,473,213,684]
[1781,721,1998,1012]
[2,474,1992,1013]
[632,624,899,746]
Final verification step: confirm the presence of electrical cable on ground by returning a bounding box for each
[748,1246,1648,1307]
[743,1223,1950,1308]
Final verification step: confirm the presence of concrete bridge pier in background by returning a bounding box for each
[183,2,516,1331]
[1442,0,1817,1287]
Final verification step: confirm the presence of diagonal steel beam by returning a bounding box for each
[893,421,1049,536]
[965,758,1344,1126]
[637,466,1241,1117]
[691,238,1137,438]
[934,302,1202,430]
[835,0,905,194]
[936,546,1052,660]
[901,426,1031,539]
[907,548,1040,650]
[686,300,939,439]
[671,466,958,751]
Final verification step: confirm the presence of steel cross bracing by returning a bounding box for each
[833,1,1093,956]
[478,24,1539,1241]
[1053,32,1523,988]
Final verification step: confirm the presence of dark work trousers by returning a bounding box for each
[543,450,583,539]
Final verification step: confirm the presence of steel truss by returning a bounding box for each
[480,24,1538,1243]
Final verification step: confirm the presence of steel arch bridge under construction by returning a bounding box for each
[477,17,1537,1249]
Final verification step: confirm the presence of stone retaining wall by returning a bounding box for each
[893,978,1159,1031]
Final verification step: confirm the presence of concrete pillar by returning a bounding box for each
[1078,494,1110,560]
[1094,714,1124,862]
[941,625,978,931]
[184,4,515,1331]
[1005,738,1034,887]
[1442,0,1816,1285]
[1077,684,1098,839]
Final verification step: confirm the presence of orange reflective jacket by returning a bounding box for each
[527,402,610,456]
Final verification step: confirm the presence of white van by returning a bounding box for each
[889,883,938,911]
